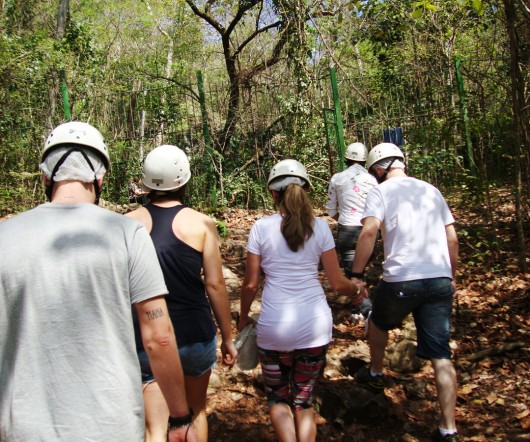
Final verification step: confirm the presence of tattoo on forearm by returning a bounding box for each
[145,308,164,320]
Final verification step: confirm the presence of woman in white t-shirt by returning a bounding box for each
[238,159,366,442]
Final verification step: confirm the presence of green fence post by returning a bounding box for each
[60,69,71,121]
[196,70,217,208]
[330,67,346,171]
[323,109,336,174]
[455,56,475,171]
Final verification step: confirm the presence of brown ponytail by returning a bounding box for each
[277,183,314,252]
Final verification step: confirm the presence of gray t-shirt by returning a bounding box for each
[0,203,168,441]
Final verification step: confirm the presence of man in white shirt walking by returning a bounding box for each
[326,142,377,319]
[351,143,460,442]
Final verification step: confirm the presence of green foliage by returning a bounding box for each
[407,144,460,185]
[221,170,267,209]
[0,0,524,218]
[3,0,40,34]
[215,218,229,238]
[458,226,508,272]
[412,0,485,18]
[0,171,43,216]
[202,210,229,238]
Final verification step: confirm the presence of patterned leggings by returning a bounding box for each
[258,345,328,411]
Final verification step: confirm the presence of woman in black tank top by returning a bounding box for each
[126,145,237,442]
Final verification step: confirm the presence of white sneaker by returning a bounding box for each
[350,312,364,323]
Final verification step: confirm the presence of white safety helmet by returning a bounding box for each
[142,144,191,191]
[267,159,311,187]
[42,121,110,168]
[345,142,368,162]
[366,143,404,171]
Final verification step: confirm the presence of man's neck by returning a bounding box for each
[51,181,96,204]
[386,169,407,179]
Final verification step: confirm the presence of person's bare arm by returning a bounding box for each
[325,180,339,220]
[202,218,237,367]
[136,296,197,442]
[321,248,366,305]
[445,223,459,289]
[238,252,262,331]
[351,216,380,275]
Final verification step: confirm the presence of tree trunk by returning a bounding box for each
[156,28,174,146]
[221,36,240,154]
[47,0,69,130]
[56,0,69,38]
[503,0,529,273]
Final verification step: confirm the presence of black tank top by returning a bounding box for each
[138,204,216,348]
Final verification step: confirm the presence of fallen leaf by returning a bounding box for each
[459,384,476,395]
[517,409,530,419]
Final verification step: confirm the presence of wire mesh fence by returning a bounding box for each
[0,57,515,215]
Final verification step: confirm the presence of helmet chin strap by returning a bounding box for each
[375,158,397,183]
[45,147,101,205]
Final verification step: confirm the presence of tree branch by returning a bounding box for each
[185,0,225,34]
[234,20,283,57]
[239,29,288,83]
[137,71,200,102]
[226,0,262,36]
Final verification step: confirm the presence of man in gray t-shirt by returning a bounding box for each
[0,122,196,442]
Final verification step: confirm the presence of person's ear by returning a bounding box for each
[97,173,106,190]
[42,175,51,187]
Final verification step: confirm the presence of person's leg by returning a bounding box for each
[431,358,457,431]
[413,278,457,436]
[358,280,420,391]
[336,225,360,277]
[138,350,169,442]
[294,407,316,442]
[185,371,211,442]
[358,297,373,317]
[259,348,295,441]
[368,280,421,373]
[270,403,297,442]
[178,337,218,442]
[367,319,388,373]
[290,346,327,441]
[143,382,170,442]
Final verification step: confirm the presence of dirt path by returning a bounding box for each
[2,190,528,441]
[208,199,530,441]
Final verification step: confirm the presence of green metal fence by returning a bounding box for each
[0,57,516,216]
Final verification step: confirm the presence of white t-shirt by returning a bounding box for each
[325,164,378,226]
[246,214,335,351]
[362,177,455,282]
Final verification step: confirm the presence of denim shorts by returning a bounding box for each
[370,278,454,360]
[138,335,217,382]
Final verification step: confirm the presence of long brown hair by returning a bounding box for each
[276,183,314,252]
